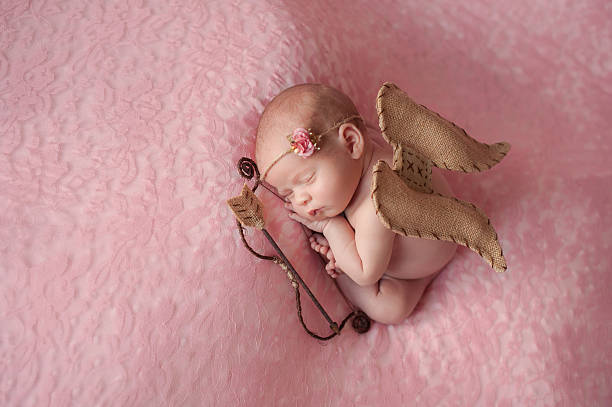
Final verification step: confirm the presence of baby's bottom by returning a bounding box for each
[335,272,438,325]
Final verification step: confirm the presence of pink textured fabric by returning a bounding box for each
[1,0,611,406]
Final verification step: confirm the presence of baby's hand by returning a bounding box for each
[309,234,342,278]
[284,202,331,233]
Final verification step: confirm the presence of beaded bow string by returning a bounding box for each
[228,157,371,340]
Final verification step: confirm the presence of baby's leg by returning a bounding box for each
[335,273,438,325]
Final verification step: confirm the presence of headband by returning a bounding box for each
[261,114,363,182]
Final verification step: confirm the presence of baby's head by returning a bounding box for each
[255,84,369,220]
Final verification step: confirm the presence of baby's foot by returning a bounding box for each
[309,234,341,278]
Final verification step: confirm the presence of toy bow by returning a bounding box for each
[227,158,371,340]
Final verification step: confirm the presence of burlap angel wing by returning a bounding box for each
[371,82,509,272]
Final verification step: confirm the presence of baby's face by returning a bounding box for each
[263,139,362,220]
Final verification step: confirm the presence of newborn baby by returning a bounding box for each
[255,84,457,324]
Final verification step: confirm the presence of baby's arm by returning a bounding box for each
[286,201,395,286]
[322,206,395,286]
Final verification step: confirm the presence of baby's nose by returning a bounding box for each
[297,196,310,206]
[295,191,310,206]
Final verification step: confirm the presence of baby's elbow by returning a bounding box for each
[357,267,385,286]
[354,276,374,287]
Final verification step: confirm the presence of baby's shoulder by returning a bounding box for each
[346,186,395,239]
[345,145,394,231]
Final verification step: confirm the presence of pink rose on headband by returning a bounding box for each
[290,128,316,157]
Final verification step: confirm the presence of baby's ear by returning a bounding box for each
[338,123,365,159]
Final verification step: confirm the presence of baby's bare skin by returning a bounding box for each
[307,139,456,278]
[285,137,456,324]
[257,84,457,324]
[346,139,457,280]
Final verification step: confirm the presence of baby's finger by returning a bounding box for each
[314,234,329,247]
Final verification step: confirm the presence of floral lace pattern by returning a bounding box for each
[1,0,611,406]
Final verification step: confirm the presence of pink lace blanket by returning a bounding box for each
[1,0,611,405]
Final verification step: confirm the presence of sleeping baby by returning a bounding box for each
[255,84,459,324]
